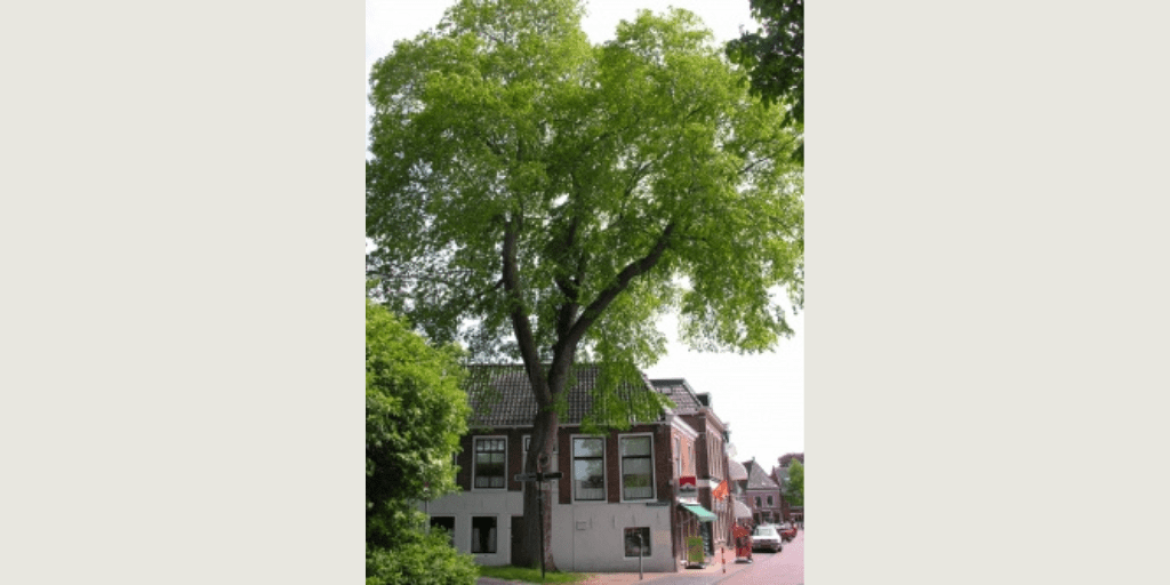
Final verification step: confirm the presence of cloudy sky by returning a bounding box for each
[365,0,804,469]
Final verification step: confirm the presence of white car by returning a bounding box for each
[751,525,783,553]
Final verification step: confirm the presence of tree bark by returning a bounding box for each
[521,407,559,570]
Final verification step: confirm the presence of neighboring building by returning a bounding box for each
[741,458,783,525]
[650,379,735,557]
[421,364,719,573]
[728,459,753,527]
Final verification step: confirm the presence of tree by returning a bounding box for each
[778,452,804,468]
[366,300,476,584]
[726,0,803,158]
[367,0,803,569]
[784,458,804,507]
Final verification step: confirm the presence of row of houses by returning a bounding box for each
[418,364,797,573]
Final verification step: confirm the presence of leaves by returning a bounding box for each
[366,300,471,549]
[367,0,804,373]
[726,0,804,159]
[785,458,804,506]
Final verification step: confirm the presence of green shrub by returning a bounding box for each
[366,531,478,585]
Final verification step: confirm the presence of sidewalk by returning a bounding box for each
[476,549,757,585]
[578,552,755,585]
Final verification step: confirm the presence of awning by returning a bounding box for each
[680,503,716,523]
[733,500,753,519]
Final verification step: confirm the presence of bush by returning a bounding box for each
[366,531,478,585]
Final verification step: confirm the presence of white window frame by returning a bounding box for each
[618,433,656,503]
[622,526,652,559]
[570,434,607,503]
[674,437,682,478]
[471,435,508,492]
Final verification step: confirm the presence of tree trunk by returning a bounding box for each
[520,407,559,570]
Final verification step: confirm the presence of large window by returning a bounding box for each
[620,435,653,500]
[572,437,605,501]
[474,437,506,489]
[755,496,762,508]
[767,495,774,507]
[471,516,497,553]
[624,527,651,558]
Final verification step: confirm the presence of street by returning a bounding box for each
[716,529,804,585]
[626,529,804,585]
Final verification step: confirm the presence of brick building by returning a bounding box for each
[649,378,735,557]
[422,365,720,573]
[740,458,783,526]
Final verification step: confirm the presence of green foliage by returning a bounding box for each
[726,0,803,159]
[365,300,471,548]
[477,566,593,584]
[368,0,802,567]
[367,0,803,377]
[366,531,479,585]
[785,459,804,506]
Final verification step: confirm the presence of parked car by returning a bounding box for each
[751,525,783,552]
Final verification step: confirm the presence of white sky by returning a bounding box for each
[365,0,804,469]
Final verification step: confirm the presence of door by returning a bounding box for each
[510,516,526,566]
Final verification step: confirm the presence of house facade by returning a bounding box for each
[420,365,719,573]
[650,378,735,557]
[740,458,783,526]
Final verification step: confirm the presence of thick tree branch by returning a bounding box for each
[562,222,676,350]
[502,217,552,406]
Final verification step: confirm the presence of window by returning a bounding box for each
[572,437,605,501]
[471,516,497,553]
[688,444,694,475]
[620,435,653,500]
[624,527,651,558]
[767,496,774,507]
[430,517,455,546]
[755,496,762,508]
[674,438,681,478]
[474,437,506,489]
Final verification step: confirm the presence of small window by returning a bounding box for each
[674,438,681,478]
[471,516,497,553]
[767,496,774,507]
[624,527,651,558]
[573,437,605,501]
[755,496,762,508]
[474,437,506,489]
[430,516,455,546]
[620,436,653,500]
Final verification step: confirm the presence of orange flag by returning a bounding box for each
[712,480,729,501]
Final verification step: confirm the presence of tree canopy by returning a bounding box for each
[785,458,804,507]
[365,300,475,584]
[368,0,802,369]
[367,0,803,568]
[726,0,803,157]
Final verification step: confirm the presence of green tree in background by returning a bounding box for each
[785,458,804,507]
[726,0,803,159]
[367,0,803,569]
[366,300,475,585]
